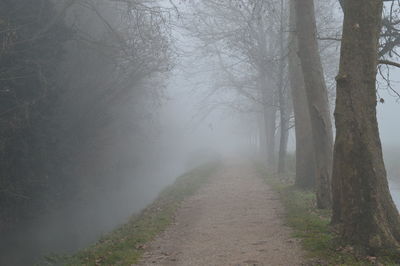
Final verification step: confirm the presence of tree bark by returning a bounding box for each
[288,0,316,189]
[277,0,289,174]
[261,76,276,170]
[332,0,400,253]
[258,113,267,158]
[277,93,289,174]
[264,102,276,170]
[294,0,334,208]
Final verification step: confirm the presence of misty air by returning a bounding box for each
[1,0,400,265]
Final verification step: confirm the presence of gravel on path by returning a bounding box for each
[137,161,304,266]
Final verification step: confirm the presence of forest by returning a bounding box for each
[1,0,400,265]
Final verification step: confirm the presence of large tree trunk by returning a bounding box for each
[294,0,333,208]
[332,0,400,252]
[288,0,316,189]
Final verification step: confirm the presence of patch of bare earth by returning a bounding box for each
[136,161,304,266]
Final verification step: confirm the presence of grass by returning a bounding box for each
[255,163,399,266]
[42,162,219,266]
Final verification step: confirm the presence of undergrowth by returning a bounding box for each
[41,162,219,266]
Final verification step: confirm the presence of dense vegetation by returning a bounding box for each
[0,0,173,254]
[0,0,72,229]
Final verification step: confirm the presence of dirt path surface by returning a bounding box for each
[137,161,304,266]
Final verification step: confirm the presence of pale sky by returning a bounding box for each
[377,69,400,147]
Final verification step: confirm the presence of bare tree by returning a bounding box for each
[293,0,334,209]
[332,0,400,253]
[277,0,290,174]
[288,0,316,189]
[183,0,291,169]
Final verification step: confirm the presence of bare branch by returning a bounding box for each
[378,59,400,68]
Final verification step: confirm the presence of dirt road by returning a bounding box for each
[137,161,304,266]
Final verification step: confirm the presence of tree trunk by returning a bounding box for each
[264,104,276,170]
[294,0,333,208]
[277,95,289,174]
[332,0,400,253]
[258,113,267,158]
[277,0,289,174]
[288,0,316,189]
[254,4,277,171]
[261,76,276,170]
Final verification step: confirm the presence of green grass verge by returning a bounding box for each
[43,162,219,266]
[255,163,399,266]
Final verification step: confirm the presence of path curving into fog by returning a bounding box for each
[137,161,304,266]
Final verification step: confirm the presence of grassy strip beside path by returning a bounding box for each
[255,163,399,266]
[47,162,219,266]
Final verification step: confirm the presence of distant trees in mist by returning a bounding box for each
[182,0,339,206]
[0,0,173,233]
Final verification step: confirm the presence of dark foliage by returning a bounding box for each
[0,0,72,229]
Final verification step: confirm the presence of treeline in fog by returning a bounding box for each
[3,0,400,264]
[0,0,177,264]
[179,0,400,256]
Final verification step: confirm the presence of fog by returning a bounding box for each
[2,0,400,264]
[378,68,400,207]
[0,61,252,265]
[0,2,251,262]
